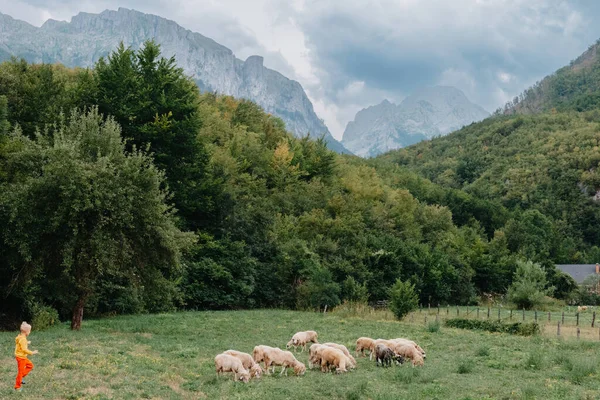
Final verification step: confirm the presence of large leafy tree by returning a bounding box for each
[95,41,216,231]
[0,109,195,329]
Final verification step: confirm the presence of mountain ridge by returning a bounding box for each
[342,86,489,157]
[0,8,350,153]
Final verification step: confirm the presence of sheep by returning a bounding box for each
[223,350,263,378]
[578,306,588,312]
[286,330,319,352]
[375,344,400,367]
[392,343,425,367]
[319,346,348,373]
[309,344,327,369]
[263,347,306,376]
[370,339,397,360]
[356,337,375,357]
[323,342,357,368]
[391,338,426,358]
[253,345,276,367]
[214,354,251,383]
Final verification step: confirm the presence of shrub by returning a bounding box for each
[445,318,540,336]
[457,360,474,374]
[426,320,441,333]
[476,345,490,357]
[31,304,59,331]
[388,279,419,320]
[506,260,554,310]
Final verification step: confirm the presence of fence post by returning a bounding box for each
[557,322,560,337]
[548,312,551,322]
[562,312,565,325]
[535,311,537,322]
[477,308,479,318]
[487,307,490,319]
[522,308,525,321]
[324,305,328,314]
[577,312,580,326]
[577,327,581,340]
[419,305,422,314]
[593,311,596,328]
[411,312,414,323]
[424,316,428,326]
[456,306,459,316]
[428,303,431,313]
[498,308,501,321]
[437,304,440,315]
[510,309,512,320]
[447,305,449,315]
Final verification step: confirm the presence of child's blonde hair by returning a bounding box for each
[20,321,32,333]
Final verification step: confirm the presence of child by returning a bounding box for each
[14,321,39,391]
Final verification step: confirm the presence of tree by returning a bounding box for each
[388,279,419,320]
[506,260,554,309]
[95,41,216,231]
[0,109,195,329]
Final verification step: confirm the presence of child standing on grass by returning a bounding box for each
[14,321,39,392]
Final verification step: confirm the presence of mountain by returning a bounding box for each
[0,8,350,154]
[377,41,600,265]
[342,86,489,157]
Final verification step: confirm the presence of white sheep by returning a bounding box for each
[223,350,263,378]
[286,330,319,352]
[319,346,348,373]
[214,353,251,382]
[309,343,327,369]
[253,345,276,367]
[323,342,357,368]
[263,347,306,376]
[355,337,375,357]
[391,338,426,358]
[392,343,424,367]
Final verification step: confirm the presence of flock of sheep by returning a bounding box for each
[214,330,426,383]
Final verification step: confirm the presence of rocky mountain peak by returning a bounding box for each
[342,86,488,157]
[0,9,349,153]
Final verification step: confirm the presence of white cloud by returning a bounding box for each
[2,0,600,139]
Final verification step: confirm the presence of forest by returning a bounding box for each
[0,41,589,330]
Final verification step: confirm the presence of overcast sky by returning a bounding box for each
[2,0,600,140]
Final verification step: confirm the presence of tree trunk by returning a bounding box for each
[71,295,87,330]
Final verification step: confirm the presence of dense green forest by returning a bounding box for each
[0,41,584,329]
[379,42,600,291]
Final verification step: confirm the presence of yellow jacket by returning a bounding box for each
[15,334,33,359]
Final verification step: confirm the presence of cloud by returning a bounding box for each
[3,0,600,139]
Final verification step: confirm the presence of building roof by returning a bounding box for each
[556,264,598,284]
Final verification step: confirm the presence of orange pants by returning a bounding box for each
[15,357,33,389]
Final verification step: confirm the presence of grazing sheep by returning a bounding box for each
[263,347,306,376]
[370,339,397,360]
[309,344,327,369]
[253,345,276,367]
[214,354,251,383]
[287,330,319,352]
[319,347,348,373]
[391,338,426,358]
[356,337,375,357]
[393,343,424,367]
[323,342,357,368]
[578,306,588,312]
[375,344,397,367]
[223,350,263,378]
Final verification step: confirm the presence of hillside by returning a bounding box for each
[342,86,488,157]
[0,9,349,153]
[501,40,600,115]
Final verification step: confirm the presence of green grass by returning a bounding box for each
[2,309,600,399]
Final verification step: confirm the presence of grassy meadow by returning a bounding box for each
[2,309,600,399]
